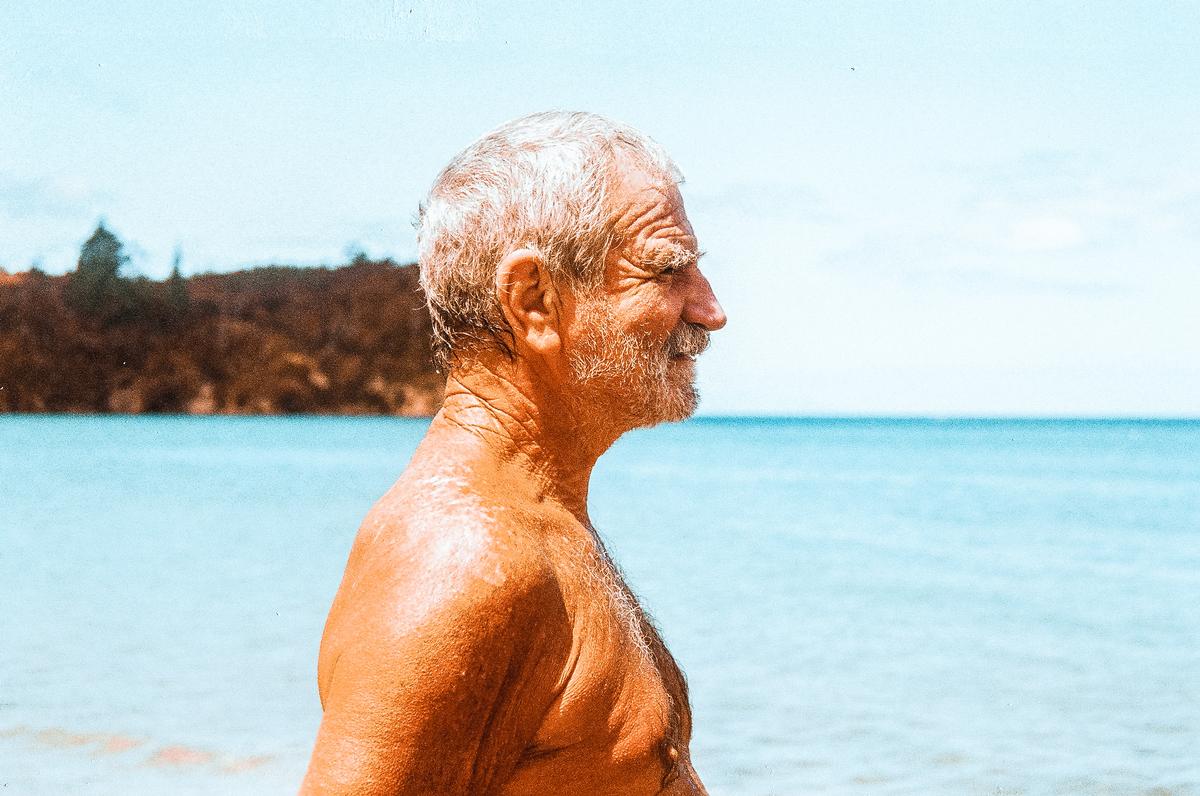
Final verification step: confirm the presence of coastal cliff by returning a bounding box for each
[0,229,443,415]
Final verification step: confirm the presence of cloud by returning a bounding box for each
[0,174,109,221]
[1008,215,1086,252]
[901,265,1127,296]
[1151,190,1200,239]
[823,232,1131,296]
[810,149,1200,296]
[687,181,831,221]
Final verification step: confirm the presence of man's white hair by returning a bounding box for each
[416,110,682,366]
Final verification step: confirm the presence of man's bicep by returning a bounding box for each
[301,573,570,795]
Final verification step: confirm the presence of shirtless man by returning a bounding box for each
[301,111,727,795]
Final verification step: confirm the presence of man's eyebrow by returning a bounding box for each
[645,246,704,270]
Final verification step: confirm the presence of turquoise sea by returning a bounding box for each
[2,416,1198,794]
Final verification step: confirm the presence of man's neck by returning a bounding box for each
[430,356,620,524]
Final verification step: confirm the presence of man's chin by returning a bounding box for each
[638,380,699,428]
[569,357,699,430]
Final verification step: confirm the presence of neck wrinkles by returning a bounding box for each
[435,359,614,523]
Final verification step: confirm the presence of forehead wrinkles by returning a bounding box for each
[609,187,695,273]
[614,183,683,235]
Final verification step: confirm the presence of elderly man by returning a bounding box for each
[302,111,726,795]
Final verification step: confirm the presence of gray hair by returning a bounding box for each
[416,111,682,367]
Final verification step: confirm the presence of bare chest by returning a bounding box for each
[500,572,699,795]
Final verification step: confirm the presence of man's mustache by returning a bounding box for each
[666,323,710,357]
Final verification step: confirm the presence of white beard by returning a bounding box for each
[566,298,705,429]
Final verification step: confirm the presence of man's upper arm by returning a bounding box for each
[301,560,571,795]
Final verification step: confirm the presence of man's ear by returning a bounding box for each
[495,248,561,356]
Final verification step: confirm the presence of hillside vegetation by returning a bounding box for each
[0,225,443,414]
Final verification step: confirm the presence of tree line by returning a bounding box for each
[0,224,443,414]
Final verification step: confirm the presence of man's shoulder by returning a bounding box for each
[309,473,578,796]
[318,473,571,702]
[353,471,565,630]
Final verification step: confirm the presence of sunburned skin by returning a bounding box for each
[301,159,725,795]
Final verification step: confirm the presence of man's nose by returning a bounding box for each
[682,270,728,331]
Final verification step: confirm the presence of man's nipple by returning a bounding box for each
[659,738,680,786]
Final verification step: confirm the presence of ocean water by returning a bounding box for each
[1,416,1197,795]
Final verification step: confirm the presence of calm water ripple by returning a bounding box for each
[2,416,1198,794]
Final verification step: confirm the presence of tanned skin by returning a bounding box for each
[301,162,727,795]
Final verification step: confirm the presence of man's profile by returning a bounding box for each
[302,111,727,795]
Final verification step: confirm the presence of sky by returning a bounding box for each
[2,0,1198,416]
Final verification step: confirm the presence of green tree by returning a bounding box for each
[66,222,129,317]
[167,246,190,321]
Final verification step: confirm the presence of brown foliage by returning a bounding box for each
[0,259,444,415]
